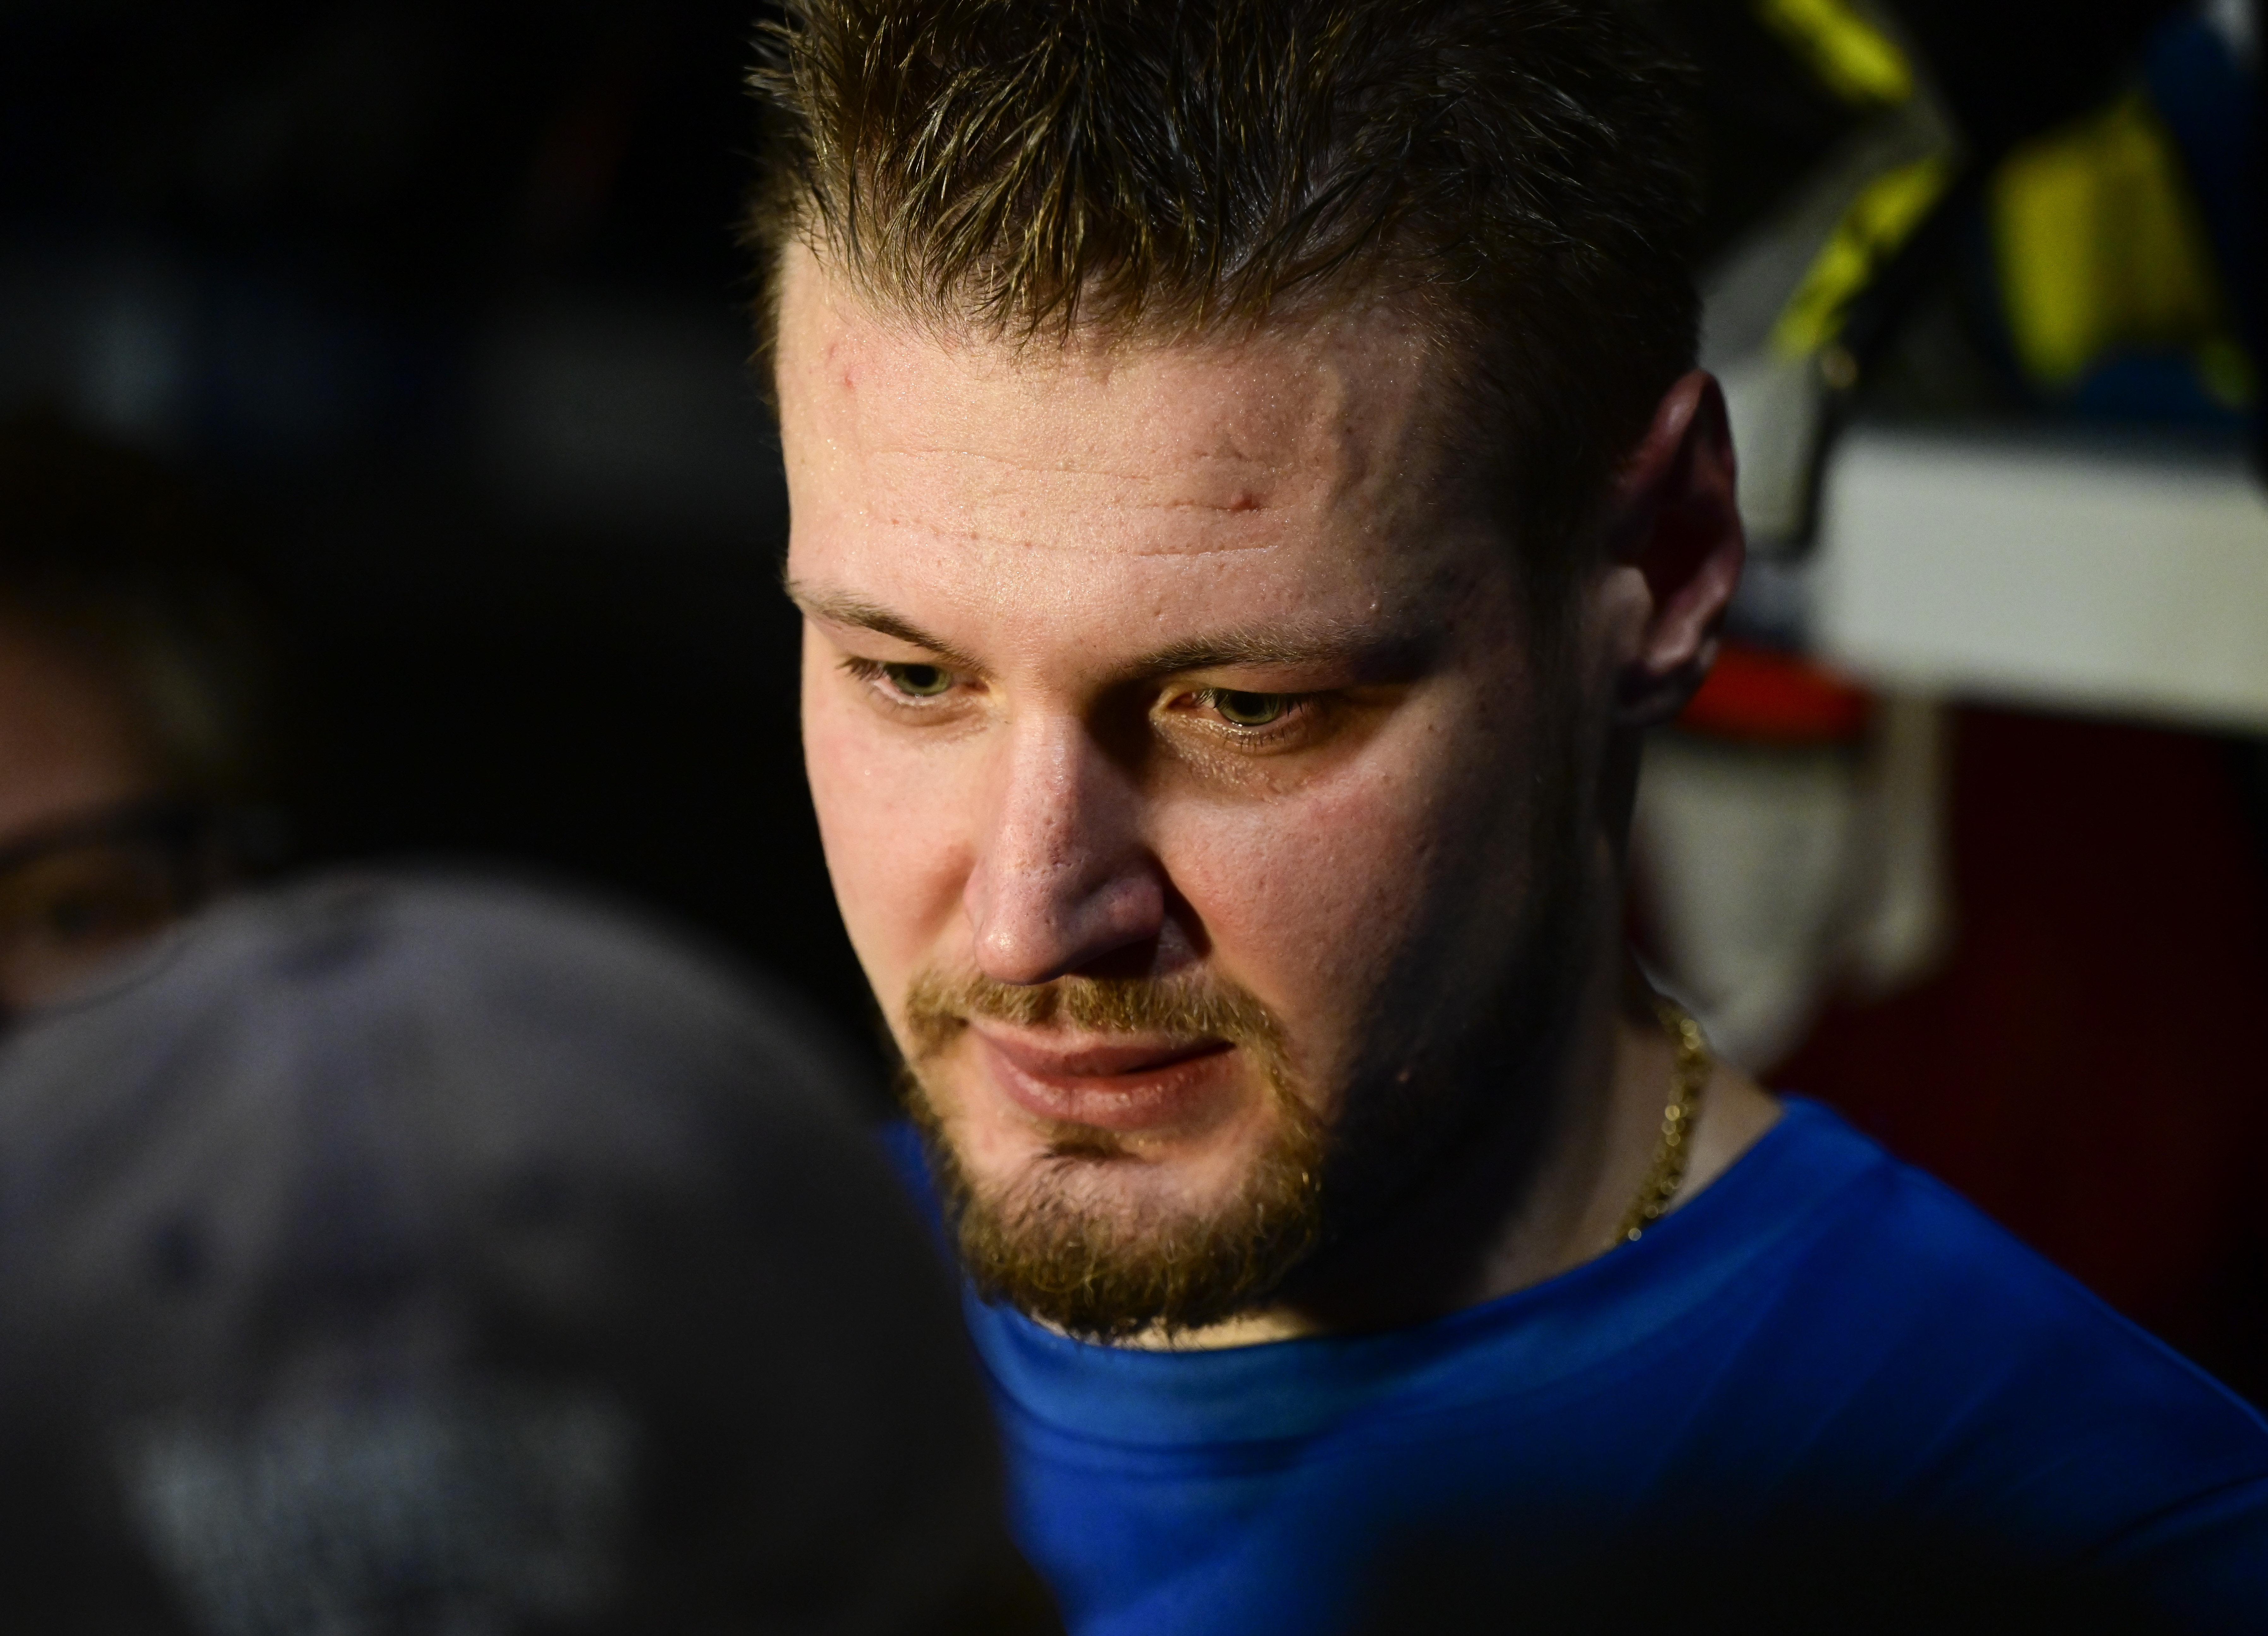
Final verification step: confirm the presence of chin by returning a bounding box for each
[906,1058,1331,1340]
[1036,1127,1272,1219]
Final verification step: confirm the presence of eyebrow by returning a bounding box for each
[788,580,1433,682]
[1129,624,1432,678]
[787,582,986,672]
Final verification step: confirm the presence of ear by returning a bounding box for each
[1601,371,1745,728]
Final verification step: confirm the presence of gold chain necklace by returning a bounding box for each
[1612,1000,1713,1246]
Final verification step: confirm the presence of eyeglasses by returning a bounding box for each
[0,802,265,1027]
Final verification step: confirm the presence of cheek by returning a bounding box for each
[1160,743,1471,1024]
[799,642,975,983]
[1156,678,1545,1083]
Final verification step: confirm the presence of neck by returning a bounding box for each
[1125,952,1780,1352]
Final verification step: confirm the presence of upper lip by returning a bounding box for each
[969,1025,1231,1082]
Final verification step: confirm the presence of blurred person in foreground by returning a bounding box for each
[0,411,278,1028]
[0,871,1056,1634]
[744,2,2268,1631]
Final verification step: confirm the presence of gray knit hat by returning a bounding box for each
[0,870,1047,1635]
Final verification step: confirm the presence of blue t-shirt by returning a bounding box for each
[890,1099,2268,1633]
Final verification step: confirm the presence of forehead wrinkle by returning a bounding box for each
[861,436,1299,491]
[825,357,1363,513]
[840,474,1303,558]
[851,435,1310,535]
[833,415,1401,562]
[825,509,1292,560]
[864,458,1298,524]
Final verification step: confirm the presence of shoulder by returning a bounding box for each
[1593,1100,2268,1618]
[1698,1100,2268,1526]
[1731,1100,2257,1410]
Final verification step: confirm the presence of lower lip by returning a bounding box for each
[972,1032,1241,1134]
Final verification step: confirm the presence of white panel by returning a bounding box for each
[1812,427,2268,731]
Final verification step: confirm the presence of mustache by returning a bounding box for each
[902,968,1291,1081]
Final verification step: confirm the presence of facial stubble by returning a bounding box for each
[901,970,1327,1341]
[897,643,1599,1343]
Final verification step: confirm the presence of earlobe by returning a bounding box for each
[1607,371,1746,728]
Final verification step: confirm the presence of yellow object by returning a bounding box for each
[1773,153,1955,358]
[1754,0,1916,108]
[1613,1001,1713,1249]
[1992,92,2238,394]
[2196,336,2258,410]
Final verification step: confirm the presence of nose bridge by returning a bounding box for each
[997,707,1088,869]
[965,706,1159,984]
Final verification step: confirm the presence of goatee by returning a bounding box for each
[900,968,1326,1341]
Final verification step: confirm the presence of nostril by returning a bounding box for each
[1076,936,1169,983]
[970,868,1166,986]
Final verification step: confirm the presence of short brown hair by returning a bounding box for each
[744,0,1700,577]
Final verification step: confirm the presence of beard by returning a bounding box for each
[897,656,1600,1344]
[899,968,1327,1342]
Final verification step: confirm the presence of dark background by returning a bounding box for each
[0,0,868,1034]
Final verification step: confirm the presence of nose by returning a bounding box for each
[964,713,1165,986]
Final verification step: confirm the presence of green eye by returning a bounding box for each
[882,662,954,698]
[1212,690,1289,727]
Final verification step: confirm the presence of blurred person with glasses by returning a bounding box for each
[0,411,279,1025]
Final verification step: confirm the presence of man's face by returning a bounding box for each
[780,254,1599,1335]
[0,614,176,1020]
[0,616,155,845]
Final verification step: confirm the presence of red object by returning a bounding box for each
[1680,643,1872,743]
[1773,709,2268,1403]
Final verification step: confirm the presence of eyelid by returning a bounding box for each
[1170,686,1325,745]
[840,654,966,707]
[1197,686,1289,717]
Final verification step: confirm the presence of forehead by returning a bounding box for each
[0,613,156,843]
[773,250,1499,635]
